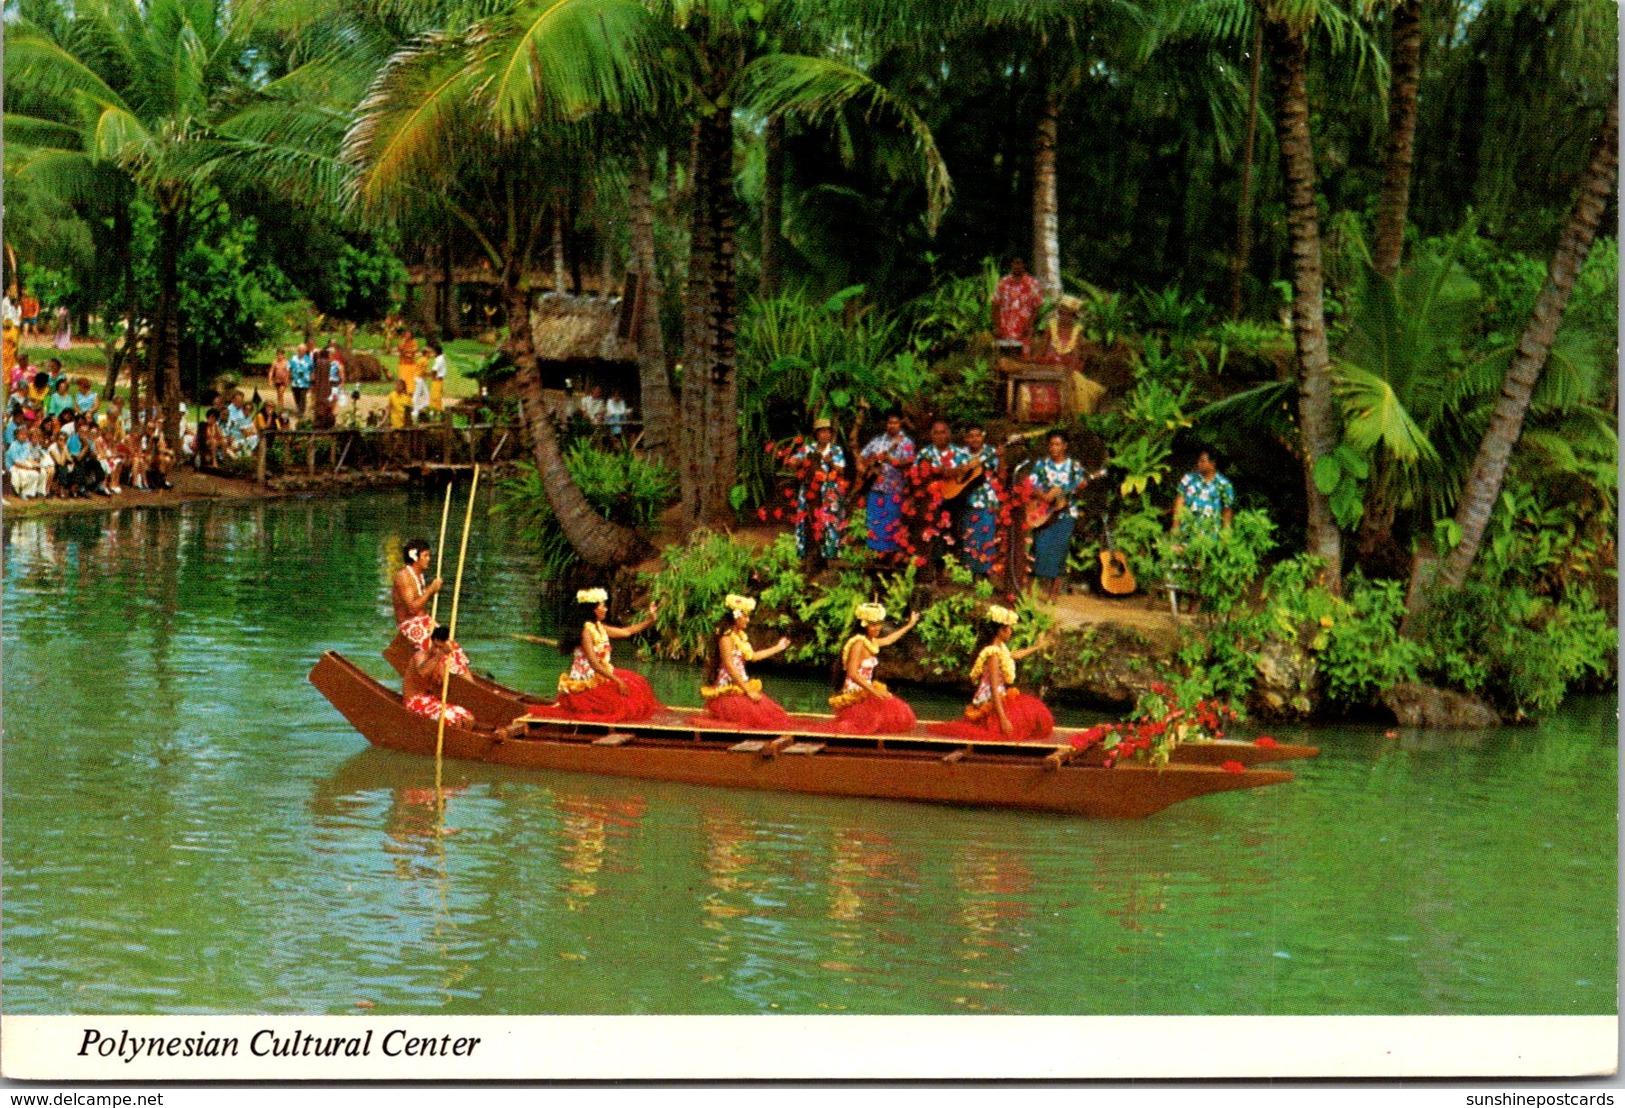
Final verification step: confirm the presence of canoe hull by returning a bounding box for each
[314,652,1294,819]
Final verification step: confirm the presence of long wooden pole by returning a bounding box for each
[435,465,480,788]
[429,481,453,622]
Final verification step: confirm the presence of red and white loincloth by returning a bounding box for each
[405,693,474,728]
[399,614,436,648]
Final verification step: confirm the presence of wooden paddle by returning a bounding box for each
[435,464,480,793]
[429,481,453,623]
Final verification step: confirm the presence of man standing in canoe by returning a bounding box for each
[393,538,444,648]
[403,625,475,728]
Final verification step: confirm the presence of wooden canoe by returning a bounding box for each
[381,632,1319,768]
[313,651,1297,819]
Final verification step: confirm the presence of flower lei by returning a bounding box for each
[1067,684,1264,771]
[969,643,1016,685]
[1047,315,1082,355]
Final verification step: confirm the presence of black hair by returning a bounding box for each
[971,618,1008,658]
[1047,429,1069,446]
[430,624,450,642]
[705,610,746,681]
[557,598,604,655]
[929,417,951,432]
[1194,447,1220,467]
[403,538,432,563]
[32,371,48,389]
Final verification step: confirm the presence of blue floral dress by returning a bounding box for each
[1029,456,1089,580]
[961,445,1002,575]
[861,432,916,553]
[791,441,848,558]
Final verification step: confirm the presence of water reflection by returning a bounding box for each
[4,495,1616,1016]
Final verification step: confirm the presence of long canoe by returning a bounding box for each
[381,632,1319,769]
[313,651,1297,819]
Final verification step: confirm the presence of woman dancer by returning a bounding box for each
[828,602,920,735]
[927,605,1053,743]
[550,588,662,722]
[701,594,793,729]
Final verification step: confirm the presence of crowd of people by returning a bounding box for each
[5,365,176,499]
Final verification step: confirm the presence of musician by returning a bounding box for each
[547,587,662,721]
[912,419,972,575]
[701,594,794,729]
[393,538,444,647]
[829,602,920,735]
[403,626,475,728]
[790,417,848,565]
[992,258,1044,354]
[959,424,1003,578]
[927,605,1053,743]
[859,412,916,559]
[1173,449,1235,540]
[1027,430,1091,603]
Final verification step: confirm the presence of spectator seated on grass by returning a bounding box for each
[6,425,50,499]
[46,375,74,419]
[73,377,99,420]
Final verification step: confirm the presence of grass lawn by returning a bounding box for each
[248,331,497,402]
[17,339,109,379]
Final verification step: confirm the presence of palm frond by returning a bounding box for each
[482,0,672,133]
[4,24,136,115]
[1190,379,1297,438]
[737,52,953,235]
[2,113,87,151]
[1334,362,1440,466]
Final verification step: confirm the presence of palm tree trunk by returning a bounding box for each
[148,199,184,448]
[761,113,785,296]
[1228,17,1264,319]
[680,108,740,528]
[1031,83,1062,298]
[1372,0,1423,280]
[1265,14,1343,590]
[1420,88,1618,601]
[102,202,135,401]
[629,148,676,464]
[505,272,642,568]
[552,208,567,294]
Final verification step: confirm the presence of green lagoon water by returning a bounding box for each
[2,490,1616,1015]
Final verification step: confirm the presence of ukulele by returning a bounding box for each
[1098,514,1136,595]
[1024,466,1107,531]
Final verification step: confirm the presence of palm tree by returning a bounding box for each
[1413,86,1618,605]
[1370,0,1422,279]
[1257,0,1385,591]
[5,0,279,444]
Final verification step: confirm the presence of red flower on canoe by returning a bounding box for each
[1221,761,1245,774]
[1253,736,1279,748]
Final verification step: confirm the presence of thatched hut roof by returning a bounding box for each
[530,292,636,363]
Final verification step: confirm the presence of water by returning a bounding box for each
[2,492,1615,1015]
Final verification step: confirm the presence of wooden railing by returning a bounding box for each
[253,423,526,484]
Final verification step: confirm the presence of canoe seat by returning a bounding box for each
[784,742,824,756]
[729,740,766,753]
[593,733,634,747]
[941,747,969,764]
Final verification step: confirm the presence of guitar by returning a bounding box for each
[936,457,986,502]
[1098,514,1136,595]
[1024,466,1107,531]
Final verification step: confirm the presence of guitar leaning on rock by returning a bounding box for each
[1097,513,1136,596]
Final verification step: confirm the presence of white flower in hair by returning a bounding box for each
[854,602,886,624]
[986,604,1019,627]
[725,593,757,615]
[576,588,609,605]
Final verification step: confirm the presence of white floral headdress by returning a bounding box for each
[725,594,757,616]
[986,604,1019,627]
[854,602,886,624]
[576,588,608,605]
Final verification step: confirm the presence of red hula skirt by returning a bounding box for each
[926,689,1054,743]
[549,669,661,723]
[705,691,794,730]
[833,693,918,736]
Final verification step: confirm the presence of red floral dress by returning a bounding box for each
[927,643,1053,743]
[702,631,793,730]
[828,636,917,735]
[993,274,1044,350]
[546,621,661,722]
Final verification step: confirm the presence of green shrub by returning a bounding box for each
[494,448,677,578]
[638,529,760,662]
